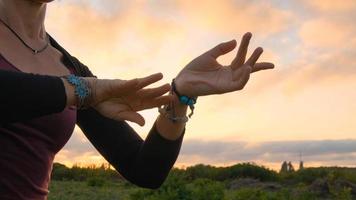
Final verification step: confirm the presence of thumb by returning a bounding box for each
[207,39,237,59]
[233,65,251,91]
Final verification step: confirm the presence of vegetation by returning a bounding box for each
[48,162,356,200]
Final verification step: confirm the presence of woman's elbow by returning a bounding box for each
[131,174,166,189]
[136,180,163,190]
[112,162,170,189]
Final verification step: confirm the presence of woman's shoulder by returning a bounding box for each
[48,34,96,78]
[69,56,97,78]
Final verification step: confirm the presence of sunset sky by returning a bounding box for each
[48,0,356,170]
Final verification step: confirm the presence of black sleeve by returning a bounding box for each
[73,57,185,189]
[0,69,67,124]
[77,108,185,189]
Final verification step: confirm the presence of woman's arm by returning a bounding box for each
[0,69,69,124]
[72,57,185,189]
[0,66,164,125]
[74,32,274,189]
[77,108,184,189]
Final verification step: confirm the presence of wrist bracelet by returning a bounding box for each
[172,79,197,117]
[61,74,92,110]
[158,104,189,123]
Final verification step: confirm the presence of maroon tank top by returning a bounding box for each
[0,54,77,200]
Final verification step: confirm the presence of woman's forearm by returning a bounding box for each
[155,93,188,141]
[0,70,69,123]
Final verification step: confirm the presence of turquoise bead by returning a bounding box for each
[180,96,189,104]
[179,95,197,106]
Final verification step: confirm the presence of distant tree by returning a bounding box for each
[99,163,106,170]
[299,161,304,170]
[185,164,217,180]
[280,161,288,173]
[288,162,295,172]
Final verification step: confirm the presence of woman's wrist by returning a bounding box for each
[61,76,98,109]
[61,77,77,107]
[172,78,197,118]
[156,93,188,141]
[171,92,188,116]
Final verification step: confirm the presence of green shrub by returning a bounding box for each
[86,177,106,187]
[130,171,193,200]
[185,163,278,182]
[330,186,352,200]
[188,178,224,200]
[230,188,276,200]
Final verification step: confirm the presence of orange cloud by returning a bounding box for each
[299,18,355,48]
[304,0,356,12]
[177,0,293,36]
[46,2,186,78]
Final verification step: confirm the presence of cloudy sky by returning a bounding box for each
[47,0,356,170]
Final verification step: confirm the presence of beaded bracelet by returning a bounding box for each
[171,79,197,118]
[61,74,92,109]
[158,79,198,123]
[158,104,189,123]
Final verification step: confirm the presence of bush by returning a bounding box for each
[230,188,277,200]
[86,177,106,187]
[130,170,193,200]
[185,163,278,182]
[188,178,224,200]
[218,163,279,182]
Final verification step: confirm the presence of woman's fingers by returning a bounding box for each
[251,62,275,73]
[107,72,164,98]
[95,78,139,102]
[135,72,164,89]
[230,62,273,92]
[207,39,237,59]
[137,83,171,99]
[231,32,252,69]
[112,78,139,94]
[116,111,145,126]
[233,65,251,91]
[245,47,263,67]
[142,95,174,110]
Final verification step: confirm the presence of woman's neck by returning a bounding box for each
[0,0,47,41]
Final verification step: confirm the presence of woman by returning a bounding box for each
[0,0,274,199]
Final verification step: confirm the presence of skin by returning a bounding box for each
[0,0,274,141]
[175,34,274,97]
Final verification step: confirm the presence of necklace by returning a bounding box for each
[0,17,49,54]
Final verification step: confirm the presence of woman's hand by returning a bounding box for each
[174,32,274,97]
[84,73,172,126]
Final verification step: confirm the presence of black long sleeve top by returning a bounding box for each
[0,34,185,200]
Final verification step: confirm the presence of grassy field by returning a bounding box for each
[48,180,137,200]
[48,163,356,200]
[48,179,353,200]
